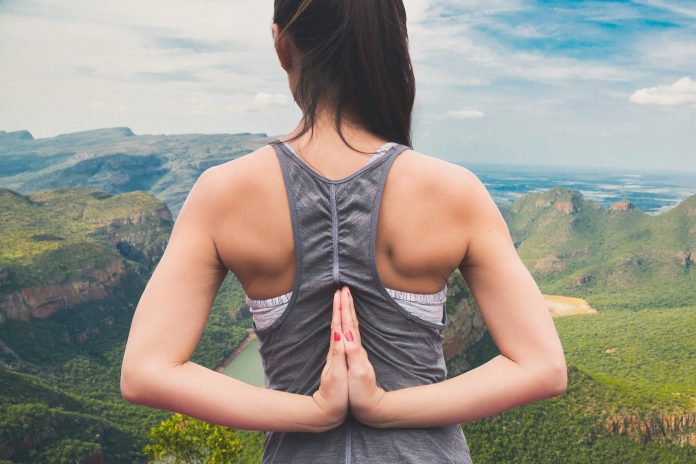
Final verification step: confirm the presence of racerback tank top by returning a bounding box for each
[253,138,473,464]
[245,142,448,330]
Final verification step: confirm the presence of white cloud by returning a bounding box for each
[636,33,696,72]
[446,108,485,118]
[630,76,696,106]
[427,108,485,119]
[0,0,291,136]
[1,0,696,171]
[249,92,290,109]
[635,0,696,19]
[404,0,634,86]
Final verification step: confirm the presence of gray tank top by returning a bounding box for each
[252,138,473,464]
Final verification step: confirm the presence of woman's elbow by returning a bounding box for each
[545,355,568,396]
[120,361,142,403]
[526,354,568,398]
[120,357,158,404]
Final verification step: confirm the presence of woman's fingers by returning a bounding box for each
[329,288,346,364]
[345,287,361,345]
[341,286,367,366]
[312,288,349,429]
[341,286,361,346]
[340,287,353,344]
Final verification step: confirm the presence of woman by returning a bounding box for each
[120,1,568,462]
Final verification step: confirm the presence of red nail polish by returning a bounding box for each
[345,330,354,342]
[334,330,341,341]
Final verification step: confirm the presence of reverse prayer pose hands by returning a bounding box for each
[312,286,386,429]
[311,287,350,428]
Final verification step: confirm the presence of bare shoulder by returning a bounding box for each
[397,148,507,267]
[192,144,280,212]
[398,147,493,219]
[208,143,279,192]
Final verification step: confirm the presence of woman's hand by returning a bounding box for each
[312,288,350,430]
[340,286,387,427]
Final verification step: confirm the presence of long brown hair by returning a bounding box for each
[273,0,415,152]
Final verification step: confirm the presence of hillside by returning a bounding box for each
[501,186,696,309]
[0,187,171,323]
[0,127,275,217]
[0,164,693,461]
[0,186,250,462]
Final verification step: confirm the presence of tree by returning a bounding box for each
[144,413,263,464]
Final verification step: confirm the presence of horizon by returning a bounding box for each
[4,124,696,176]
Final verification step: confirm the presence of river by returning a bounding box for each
[220,333,265,387]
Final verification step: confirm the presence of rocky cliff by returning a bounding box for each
[0,258,125,325]
[500,187,696,309]
[0,126,273,218]
[442,270,490,375]
[0,187,172,326]
[602,412,696,446]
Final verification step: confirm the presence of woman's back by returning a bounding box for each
[211,137,474,463]
[215,139,470,308]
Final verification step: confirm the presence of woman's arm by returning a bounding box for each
[366,167,568,429]
[119,166,336,433]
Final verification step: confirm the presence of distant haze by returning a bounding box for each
[0,0,695,171]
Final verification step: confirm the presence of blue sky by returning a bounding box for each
[0,0,694,171]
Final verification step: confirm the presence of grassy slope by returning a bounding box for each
[1,182,694,462]
[0,187,251,463]
[502,187,695,310]
[0,187,168,292]
[461,303,695,461]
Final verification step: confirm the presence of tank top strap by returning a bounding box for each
[270,139,409,185]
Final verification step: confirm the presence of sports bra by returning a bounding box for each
[244,141,447,331]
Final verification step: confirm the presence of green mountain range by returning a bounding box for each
[0,187,249,462]
[0,128,693,462]
[0,127,274,217]
[500,187,695,310]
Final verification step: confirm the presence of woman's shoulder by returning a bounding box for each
[395,147,488,214]
[181,144,283,225]
[206,143,490,217]
[399,147,477,182]
[207,143,283,194]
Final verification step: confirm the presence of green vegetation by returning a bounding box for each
[0,127,274,217]
[0,186,254,463]
[502,187,696,310]
[145,413,263,464]
[462,366,695,464]
[0,187,171,293]
[1,182,693,463]
[0,271,250,463]
[460,300,695,463]
[554,305,695,405]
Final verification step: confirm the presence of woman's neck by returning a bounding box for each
[284,106,389,156]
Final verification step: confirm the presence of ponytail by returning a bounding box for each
[273,0,415,151]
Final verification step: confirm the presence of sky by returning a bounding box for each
[0,0,694,171]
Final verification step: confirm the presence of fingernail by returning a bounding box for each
[345,330,354,342]
[334,330,341,341]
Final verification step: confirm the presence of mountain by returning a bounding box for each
[1,128,694,462]
[0,187,171,325]
[0,186,249,462]
[501,186,696,310]
[0,127,275,217]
